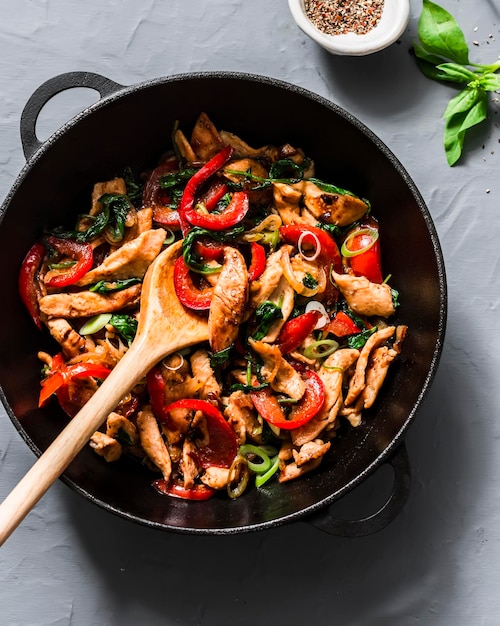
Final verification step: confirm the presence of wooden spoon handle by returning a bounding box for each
[0,341,153,546]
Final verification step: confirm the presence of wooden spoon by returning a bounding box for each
[0,240,208,546]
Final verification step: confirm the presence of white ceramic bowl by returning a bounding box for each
[288,0,410,56]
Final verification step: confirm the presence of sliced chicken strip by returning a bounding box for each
[292,348,359,446]
[362,346,398,409]
[190,349,221,400]
[249,338,306,401]
[279,457,322,483]
[76,228,166,286]
[293,439,331,467]
[39,284,141,318]
[345,326,395,406]
[46,318,86,357]
[137,406,172,482]
[224,390,263,445]
[190,112,225,161]
[89,432,122,462]
[332,271,395,318]
[208,246,248,353]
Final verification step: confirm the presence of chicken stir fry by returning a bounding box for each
[19,113,407,501]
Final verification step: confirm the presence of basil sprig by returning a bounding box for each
[413,0,500,166]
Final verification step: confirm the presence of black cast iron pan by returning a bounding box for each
[0,72,446,536]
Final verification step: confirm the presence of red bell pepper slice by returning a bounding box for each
[45,237,94,288]
[183,190,249,232]
[146,365,170,423]
[343,218,383,284]
[144,160,182,228]
[279,225,342,273]
[163,398,238,469]
[173,256,213,310]
[250,369,325,430]
[193,238,225,262]
[247,242,266,281]
[152,479,216,500]
[39,357,111,407]
[19,241,46,330]
[178,145,236,234]
[198,180,230,212]
[324,310,362,337]
[277,310,321,354]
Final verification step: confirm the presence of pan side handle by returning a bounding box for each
[20,71,124,161]
[306,444,411,537]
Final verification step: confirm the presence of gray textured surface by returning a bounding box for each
[1,1,499,624]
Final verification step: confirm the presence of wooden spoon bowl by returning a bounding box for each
[0,240,209,545]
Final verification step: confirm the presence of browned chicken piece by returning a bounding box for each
[278,439,294,462]
[223,158,273,205]
[345,326,396,406]
[46,318,86,357]
[201,466,231,490]
[393,324,408,353]
[89,431,122,462]
[208,246,248,353]
[180,439,200,489]
[219,130,279,160]
[332,271,396,318]
[224,390,263,445]
[249,339,306,401]
[259,277,295,343]
[362,346,398,409]
[190,112,225,162]
[246,246,291,318]
[106,412,138,446]
[339,397,364,427]
[39,284,142,318]
[279,457,322,483]
[174,128,197,164]
[190,349,221,401]
[292,348,360,446]
[273,181,368,227]
[75,228,166,286]
[273,182,317,226]
[137,406,172,482]
[293,439,331,467]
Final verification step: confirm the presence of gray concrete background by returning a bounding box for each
[1,1,499,624]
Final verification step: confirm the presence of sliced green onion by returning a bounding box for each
[239,444,272,473]
[303,339,339,360]
[164,229,176,245]
[255,455,280,488]
[79,313,112,335]
[227,455,250,500]
[341,227,379,258]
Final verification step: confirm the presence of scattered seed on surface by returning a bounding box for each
[305,0,385,36]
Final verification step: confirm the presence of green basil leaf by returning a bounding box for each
[437,62,478,84]
[458,95,488,133]
[346,327,377,350]
[444,112,468,166]
[109,314,138,346]
[443,87,482,120]
[252,301,283,341]
[418,0,469,65]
